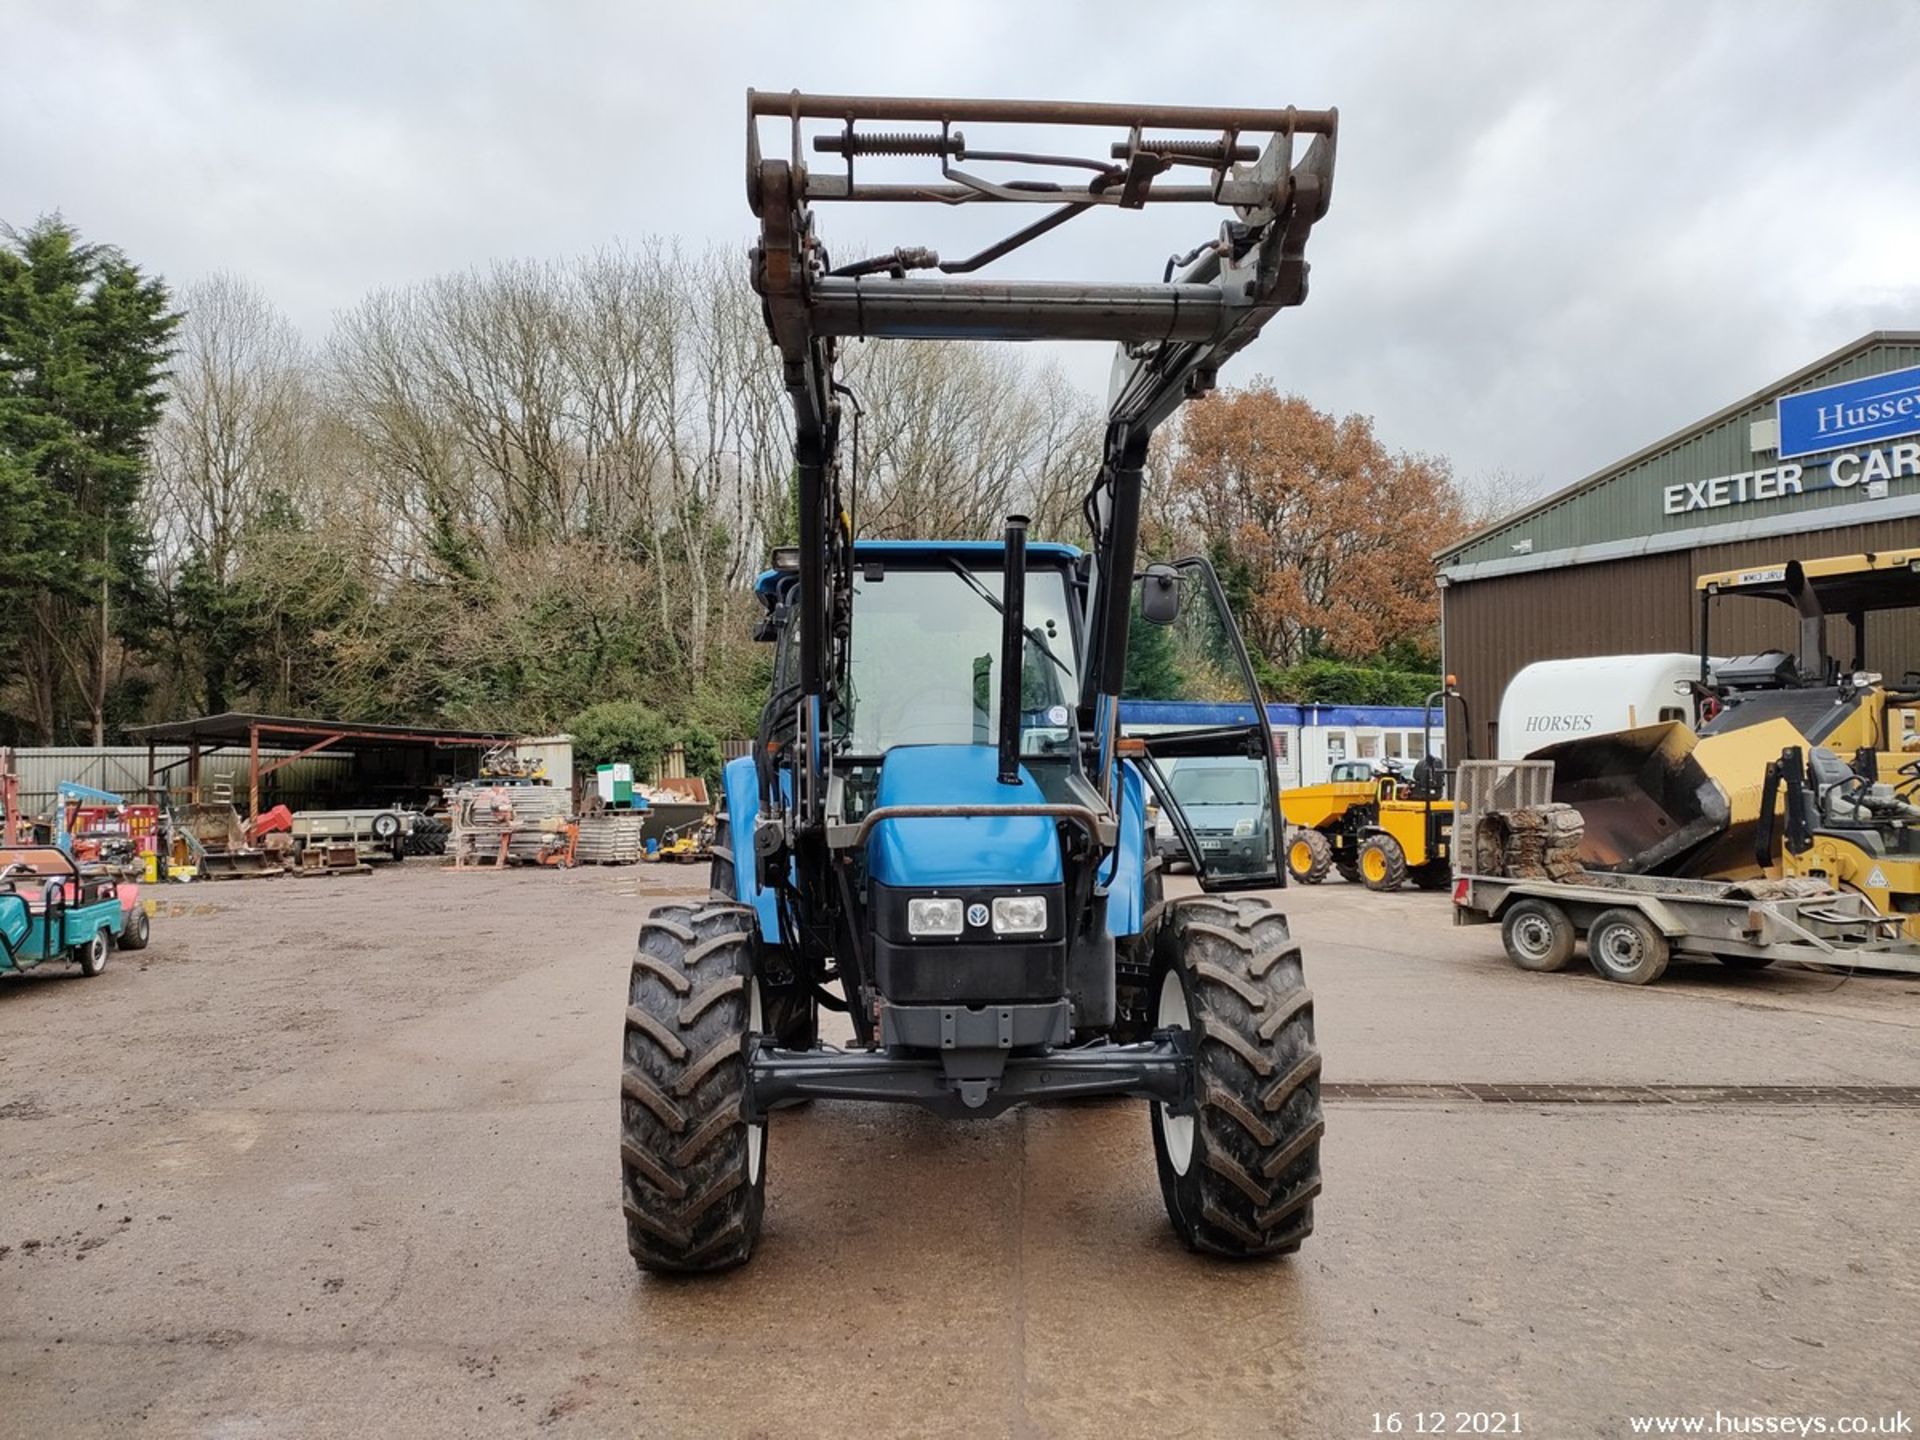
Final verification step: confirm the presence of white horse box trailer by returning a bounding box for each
[1495,653,1705,761]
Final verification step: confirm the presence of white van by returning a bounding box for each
[1495,653,1706,760]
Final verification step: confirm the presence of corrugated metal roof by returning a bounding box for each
[125,711,515,748]
[1438,332,1920,573]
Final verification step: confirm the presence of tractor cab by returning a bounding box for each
[746,535,1282,1048]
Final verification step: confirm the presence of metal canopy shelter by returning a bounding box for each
[125,712,516,822]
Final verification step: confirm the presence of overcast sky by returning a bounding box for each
[5,1,1916,498]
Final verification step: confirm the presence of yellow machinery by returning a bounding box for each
[1529,550,1920,941]
[1282,771,1453,891]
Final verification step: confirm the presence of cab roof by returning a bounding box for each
[1697,548,1920,613]
[754,539,1084,606]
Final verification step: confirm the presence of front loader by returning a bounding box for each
[619,90,1337,1272]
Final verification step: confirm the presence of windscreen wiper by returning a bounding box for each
[941,557,1074,679]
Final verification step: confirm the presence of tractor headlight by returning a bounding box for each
[907,897,965,937]
[1233,818,1257,837]
[990,895,1048,936]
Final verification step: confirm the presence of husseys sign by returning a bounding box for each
[1778,364,1920,459]
[1663,363,1920,516]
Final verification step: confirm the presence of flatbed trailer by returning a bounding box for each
[1453,869,1920,984]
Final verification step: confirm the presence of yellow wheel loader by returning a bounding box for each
[1521,550,1920,946]
[1282,765,1453,892]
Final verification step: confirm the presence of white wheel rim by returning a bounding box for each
[1598,927,1635,970]
[1514,916,1551,959]
[745,977,764,1185]
[1157,970,1195,1176]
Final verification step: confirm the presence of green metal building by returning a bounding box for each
[1435,331,1920,758]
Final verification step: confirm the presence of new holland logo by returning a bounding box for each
[1867,866,1889,890]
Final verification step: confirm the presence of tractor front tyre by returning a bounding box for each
[709,811,816,1050]
[1285,829,1333,885]
[1150,896,1323,1259]
[619,901,766,1274]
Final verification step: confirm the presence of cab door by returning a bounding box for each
[1122,556,1282,890]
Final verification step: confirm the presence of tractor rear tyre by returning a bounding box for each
[1587,907,1669,986]
[1112,854,1167,1042]
[1334,861,1360,884]
[74,927,112,977]
[1285,829,1333,885]
[620,900,766,1274]
[709,810,816,1050]
[1411,861,1451,891]
[1150,895,1323,1259]
[1500,898,1575,972]
[405,817,449,857]
[1357,834,1408,892]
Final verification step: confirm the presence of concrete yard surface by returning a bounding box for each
[4,866,1918,1438]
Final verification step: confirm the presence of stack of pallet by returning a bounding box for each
[575,812,646,864]
[448,784,577,867]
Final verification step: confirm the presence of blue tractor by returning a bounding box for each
[620,91,1338,1272]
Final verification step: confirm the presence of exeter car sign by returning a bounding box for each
[1778,364,1920,460]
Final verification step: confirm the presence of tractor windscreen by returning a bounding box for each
[844,564,1077,756]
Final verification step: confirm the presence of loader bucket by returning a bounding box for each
[1530,722,1727,874]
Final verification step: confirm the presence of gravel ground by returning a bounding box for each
[3,862,1917,1438]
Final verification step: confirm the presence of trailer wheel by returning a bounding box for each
[620,900,766,1274]
[370,812,401,841]
[1285,829,1332,885]
[1715,953,1775,971]
[75,927,112,977]
[1357,834,1408,892]
[1150,895,1323,1259]
[1500,898,1575,972]
[1587,907,1669,985]
[119,908,151,952]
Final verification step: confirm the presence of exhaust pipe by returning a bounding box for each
[998,514,1030,786]
[1784,560,1828,684]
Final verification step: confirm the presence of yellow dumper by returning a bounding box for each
[1282,770,1453,892]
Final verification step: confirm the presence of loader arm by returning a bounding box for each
[747,89,1338,838]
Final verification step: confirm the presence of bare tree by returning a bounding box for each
[145,273,315,709]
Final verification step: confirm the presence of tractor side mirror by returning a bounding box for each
[1138,565,1181,626]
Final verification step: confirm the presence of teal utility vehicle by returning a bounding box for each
[0,846,149,979]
